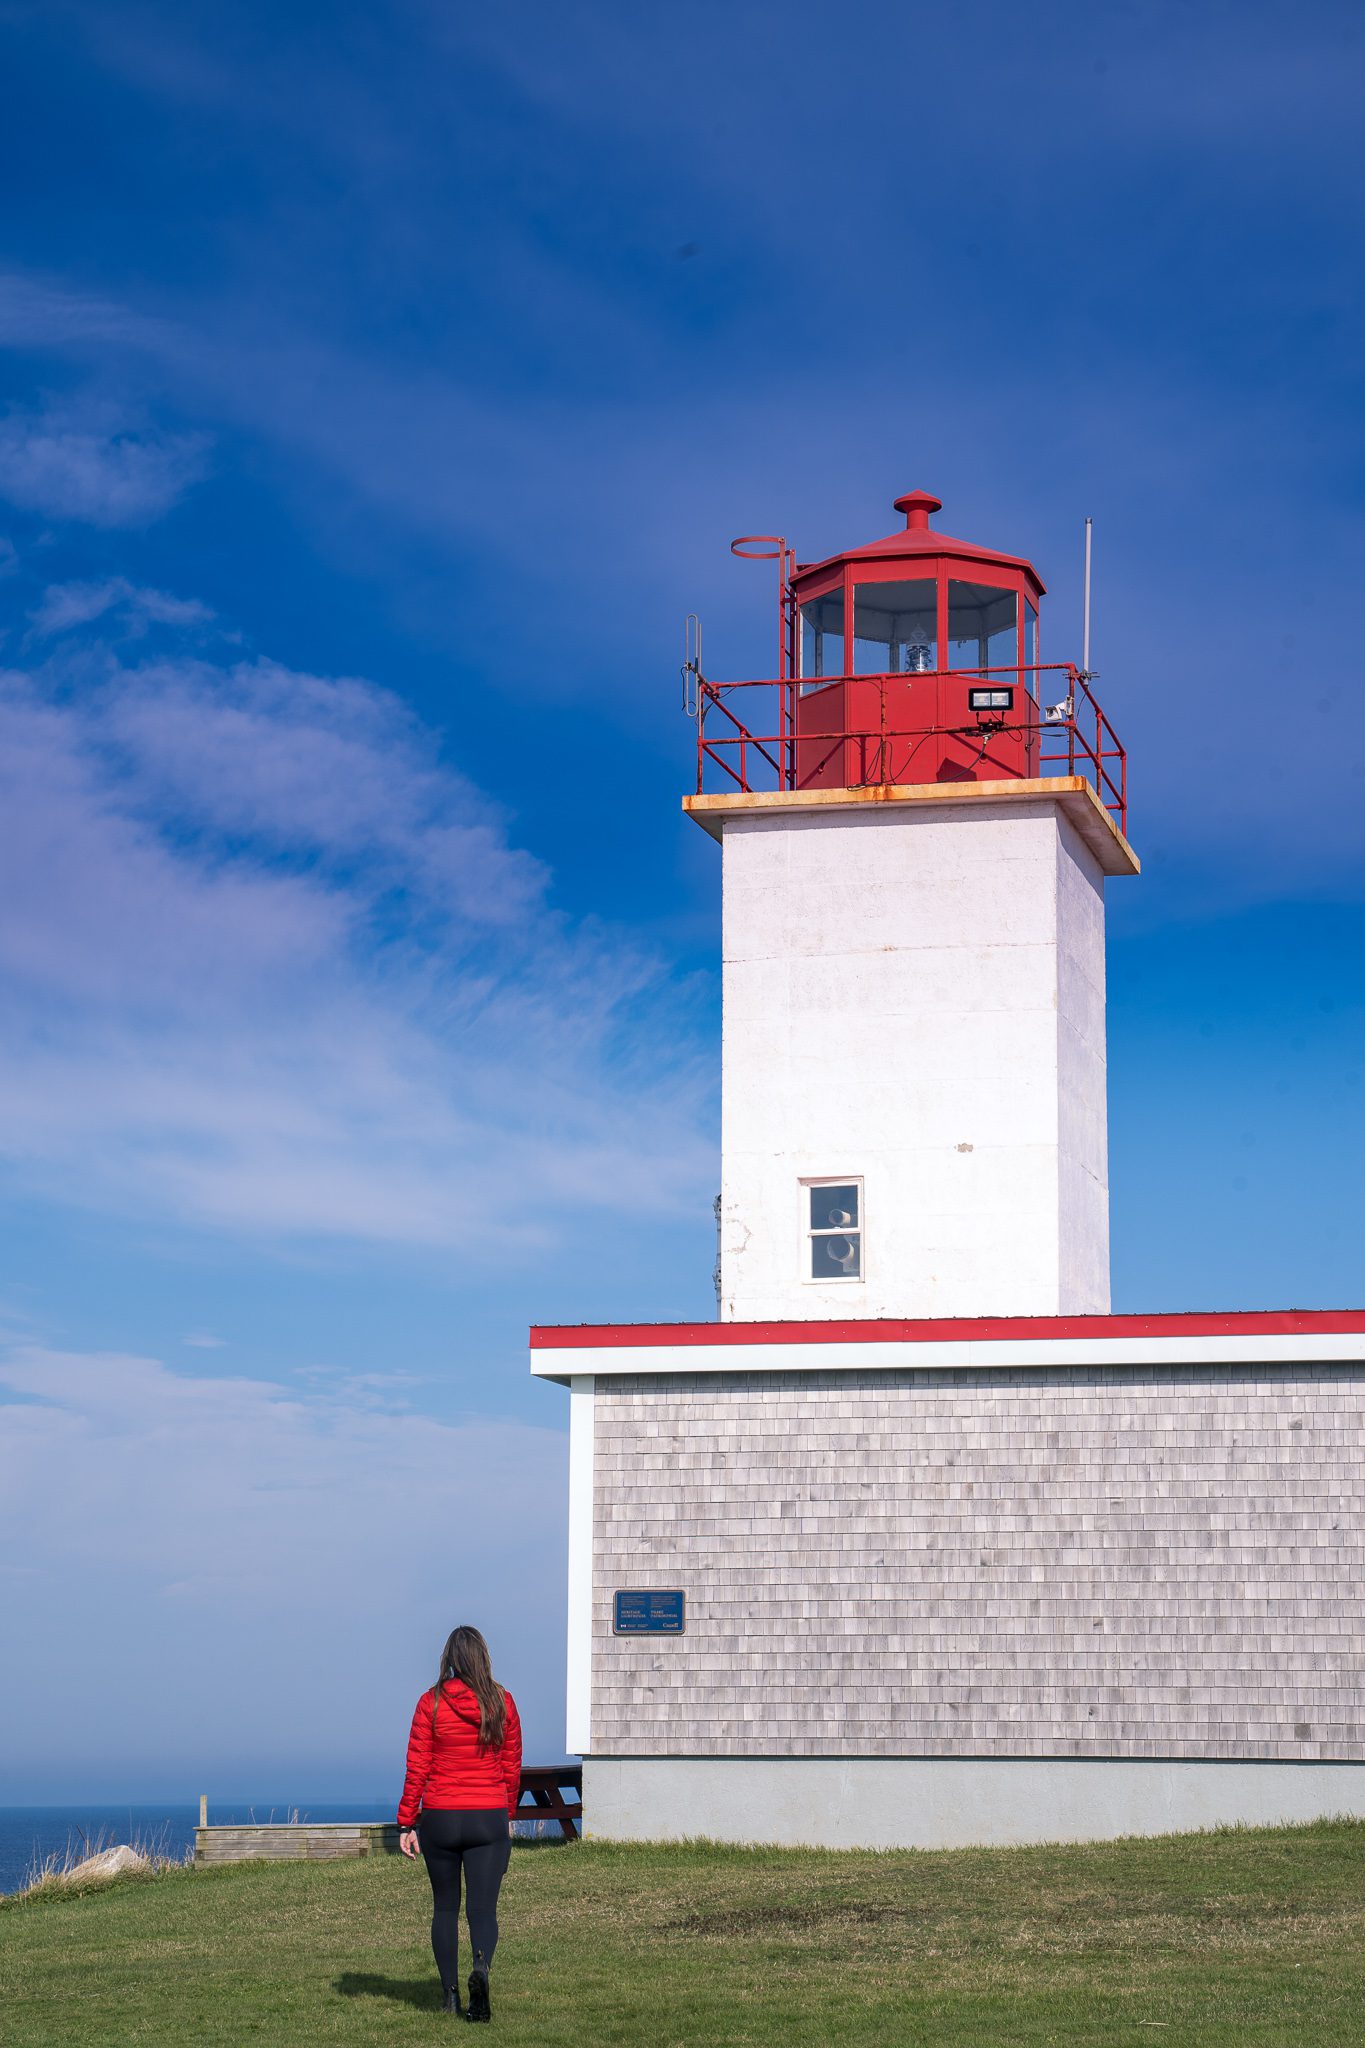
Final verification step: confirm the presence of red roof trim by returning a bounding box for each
[530,1309,1365,1349]
[793,532,1046,598]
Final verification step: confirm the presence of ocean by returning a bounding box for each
[0,1802,396,1896]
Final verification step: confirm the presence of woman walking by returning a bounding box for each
[398,1626,523,2021]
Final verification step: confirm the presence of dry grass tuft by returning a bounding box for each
[9,1823,191,1905]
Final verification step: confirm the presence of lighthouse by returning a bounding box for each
[532,487,1365,1853]
[688,490,1137,1323]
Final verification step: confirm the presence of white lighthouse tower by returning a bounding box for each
[689,490,1138,1322]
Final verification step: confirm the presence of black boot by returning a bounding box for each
[465,1968,490,2023]
[442,1986,464,2016]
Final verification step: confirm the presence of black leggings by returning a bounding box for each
[418,1809,511,1990]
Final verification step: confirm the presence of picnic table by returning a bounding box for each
[515,1764,583,1840]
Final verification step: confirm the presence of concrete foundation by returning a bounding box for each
[584,1756,1365,1850]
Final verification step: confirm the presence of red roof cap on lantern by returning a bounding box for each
[894,488,943,530]
[795,487,1046,598]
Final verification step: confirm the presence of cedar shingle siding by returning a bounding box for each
[591,1366,1365,1759]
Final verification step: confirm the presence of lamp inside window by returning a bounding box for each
[807,1180,862,1280]
[852,578,936,676]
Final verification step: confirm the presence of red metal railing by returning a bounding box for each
[694,663,1128,835]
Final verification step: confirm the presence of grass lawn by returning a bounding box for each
[3,1821,1365,2045]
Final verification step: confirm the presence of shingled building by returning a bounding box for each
[531,489,1365,1847]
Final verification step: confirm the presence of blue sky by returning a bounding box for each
[0,0,1362,1801]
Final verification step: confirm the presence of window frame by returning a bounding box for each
[801,1174,865,1286]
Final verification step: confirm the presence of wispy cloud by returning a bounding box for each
[30,578,214,638]
[0,273,173,355]
[0,401,208,527]
[0,616,712,1251]
[3,260,1361,895]
[0,1342,568,1786]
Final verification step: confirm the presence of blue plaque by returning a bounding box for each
[613,1589,685,1635]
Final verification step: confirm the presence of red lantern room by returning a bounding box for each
[794,488,1043,787]
[693,488,1126,832]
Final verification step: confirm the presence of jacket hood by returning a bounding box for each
[435,1679,484,1727]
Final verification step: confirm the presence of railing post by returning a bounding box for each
[778,672,788,790]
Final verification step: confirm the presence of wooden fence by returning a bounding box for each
[195,1821,398,1866]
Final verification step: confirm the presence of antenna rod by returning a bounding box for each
[1082,516,1093,675]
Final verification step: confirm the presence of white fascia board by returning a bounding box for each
[533,1332,1365,1383]
[564,1374,594,1756]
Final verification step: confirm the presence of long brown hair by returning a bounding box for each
[433,1625,506,1748]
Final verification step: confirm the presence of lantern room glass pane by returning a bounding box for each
[948,581,1017,678]
[852,578,936,674]
[1025,599,1039,697]
[799,588,845,689]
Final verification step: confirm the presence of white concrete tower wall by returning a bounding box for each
[1056,804,1111,1305]
[717,790,1115,1322]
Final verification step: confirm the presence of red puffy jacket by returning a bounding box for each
[397,1679,522,1827]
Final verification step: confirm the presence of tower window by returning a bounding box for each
[806,1180,862,1281]
[799,588,845,690]
[852,578,936,676]
[948,581,1018,679]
